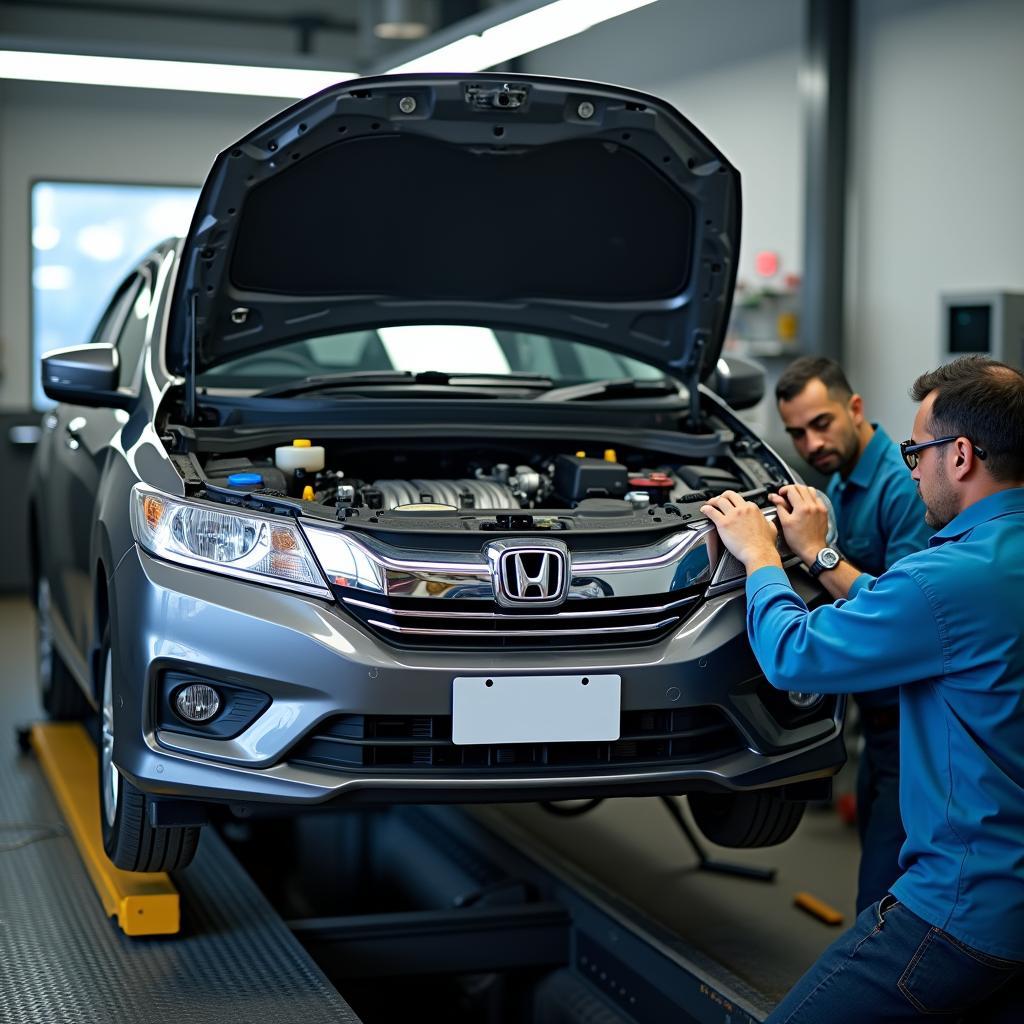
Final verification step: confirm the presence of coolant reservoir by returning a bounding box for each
[275,438,325,474]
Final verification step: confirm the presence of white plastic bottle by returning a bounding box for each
[275,438,325,475]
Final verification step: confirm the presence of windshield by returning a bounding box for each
[196,326,668,390]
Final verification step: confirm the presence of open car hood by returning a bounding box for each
[168,72,740,386]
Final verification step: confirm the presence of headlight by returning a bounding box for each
[301,525,387,595]
[131,485,330,598]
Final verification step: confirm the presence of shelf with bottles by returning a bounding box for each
[725,264,801,362]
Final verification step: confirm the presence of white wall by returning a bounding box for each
[522,0,805,290]
[0,82,284,409]
[7,0,1021,429]
[847,0,1024,435]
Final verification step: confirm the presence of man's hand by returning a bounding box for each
[701,491,782,572]
[768,485,830,566]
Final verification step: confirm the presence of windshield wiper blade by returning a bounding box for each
[535,378,679,402]
[254,371,415,398]
[412,371,554,388]
[254,370,553,399]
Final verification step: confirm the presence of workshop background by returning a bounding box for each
[0,1,1021,1021]
[2,0,1023,590]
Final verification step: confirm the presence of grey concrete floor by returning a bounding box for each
[0,592,863,1007]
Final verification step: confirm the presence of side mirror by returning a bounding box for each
[708,354,765,410]
[41,345,133,409]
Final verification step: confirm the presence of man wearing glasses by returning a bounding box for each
[775,356,933,916]
[703,355,1024,1020]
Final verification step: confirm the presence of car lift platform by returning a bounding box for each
[4,721,776,1024]
[4,722,360,1024]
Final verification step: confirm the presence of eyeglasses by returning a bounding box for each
[899,436,988,470]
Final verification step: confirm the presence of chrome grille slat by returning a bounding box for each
[366,616,681,637]
[338,586,702,648]
[341,594,698,619]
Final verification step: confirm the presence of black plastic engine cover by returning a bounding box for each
[553,454,630,504]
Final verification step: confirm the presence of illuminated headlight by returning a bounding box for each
[788,691,823,709]
[130,485,330,597]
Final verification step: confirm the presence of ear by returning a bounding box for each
[950,437,975,481]
[848,393,865,424]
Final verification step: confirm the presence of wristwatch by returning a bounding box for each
[808,546,842,578]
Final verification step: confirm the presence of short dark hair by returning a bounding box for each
[775,356,854,404]
[911,356,1024,482]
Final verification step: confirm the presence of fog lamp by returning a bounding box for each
[175,683,221,722]
[788,691,823,709]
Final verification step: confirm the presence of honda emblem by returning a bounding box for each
[488,542,570,608]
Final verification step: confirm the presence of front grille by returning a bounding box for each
[336,588,701,650]
[289,706,745,776]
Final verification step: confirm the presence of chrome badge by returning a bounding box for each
[487,541,570,608]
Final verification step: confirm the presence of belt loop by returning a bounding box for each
[876,892,895,927]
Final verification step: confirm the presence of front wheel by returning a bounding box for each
[688,789,805,848]
[99,632,200,872]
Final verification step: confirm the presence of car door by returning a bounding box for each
[41,265,154,666]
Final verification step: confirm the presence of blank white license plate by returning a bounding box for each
[451,674,621,746]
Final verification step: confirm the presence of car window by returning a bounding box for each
[88,273,139,348]
[114,272,153,389]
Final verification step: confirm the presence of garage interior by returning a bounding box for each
[1,1,1022,1022]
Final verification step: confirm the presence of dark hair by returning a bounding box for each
[775,356,854,403]
[911,356,1024,482]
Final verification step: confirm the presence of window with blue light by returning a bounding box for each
[31,181,201,409]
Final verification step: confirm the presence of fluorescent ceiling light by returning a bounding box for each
[388,0,659,74]
[0,50,357,98]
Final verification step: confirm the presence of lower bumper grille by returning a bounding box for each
[289,707,745,776]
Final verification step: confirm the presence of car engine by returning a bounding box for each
[200,445,753,519]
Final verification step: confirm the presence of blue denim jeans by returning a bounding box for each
[766,895,1024,1022]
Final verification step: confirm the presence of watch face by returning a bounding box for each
[819,547,840,569]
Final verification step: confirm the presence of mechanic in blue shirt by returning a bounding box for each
[702,356,1024,1021]
[775,356,933,913]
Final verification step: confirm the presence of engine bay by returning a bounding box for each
[192,432,782,534]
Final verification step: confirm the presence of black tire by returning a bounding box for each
[688,790,805,848]
[36,577,91,720]
[98,629,200,872]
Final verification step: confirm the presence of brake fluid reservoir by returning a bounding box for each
[275,438,325,474]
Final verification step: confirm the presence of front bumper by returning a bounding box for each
[110,546,845,808]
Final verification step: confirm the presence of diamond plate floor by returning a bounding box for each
[0,597,359,1024]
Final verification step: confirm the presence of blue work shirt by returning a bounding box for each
[826,425,933,710]
[746,488,1024,960]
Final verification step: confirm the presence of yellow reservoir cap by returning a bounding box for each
[293,438,312,448]
[604,448,617,463]
[575,450,586,458]
[302,485,314,501]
